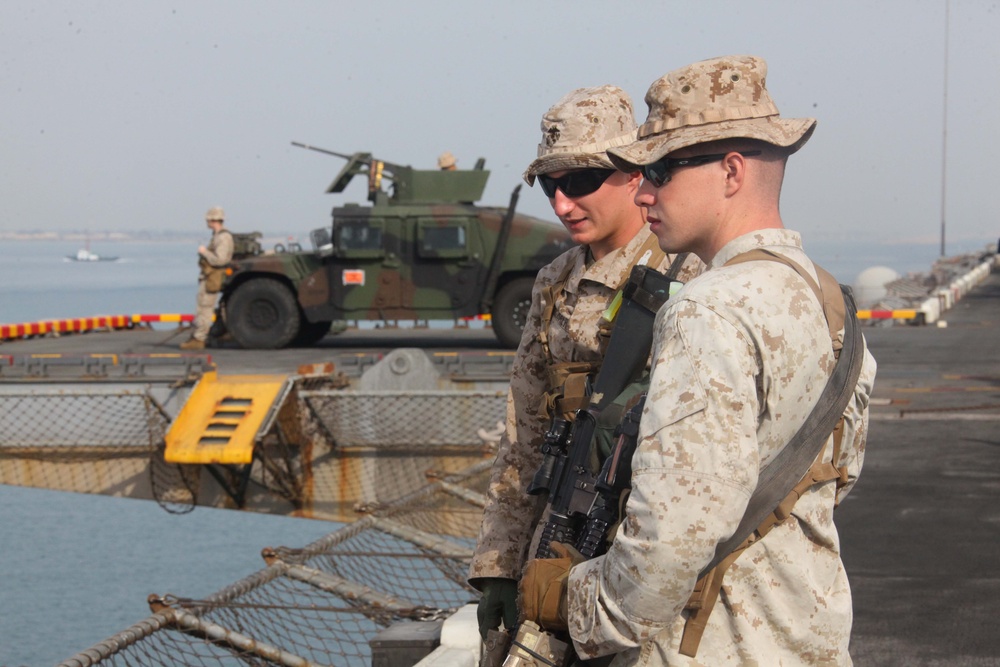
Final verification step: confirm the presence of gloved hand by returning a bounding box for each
[476,577,519,640]
[519,542,585,632]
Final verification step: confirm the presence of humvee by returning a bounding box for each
[216,143,573,349]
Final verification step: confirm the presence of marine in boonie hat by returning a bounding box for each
[205,206,225,222]
[523,85,637,185]
[607,55,816,171]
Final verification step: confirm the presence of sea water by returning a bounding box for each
[0,235,993,665]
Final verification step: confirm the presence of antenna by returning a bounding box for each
[940,0,950,257]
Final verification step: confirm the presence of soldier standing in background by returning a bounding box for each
[181,206,233,350]
[468,85,703,640]
[518,55,877,665]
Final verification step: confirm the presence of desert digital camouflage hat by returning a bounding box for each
[205,206,225,221]
[523,85,638,185]
[607,55,816,171]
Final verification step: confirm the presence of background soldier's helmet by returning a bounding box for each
[205,206,225,222]
[523,85,638,185]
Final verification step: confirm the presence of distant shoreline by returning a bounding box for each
[0,231,307,245]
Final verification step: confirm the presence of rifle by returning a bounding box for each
[494,266,677,667]
[500,395,649,667]
[527,265,675,559]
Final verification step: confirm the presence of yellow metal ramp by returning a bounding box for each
[165,371,290,464]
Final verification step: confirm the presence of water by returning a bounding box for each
[0,235,993,665]
[0,488,339,666]
[0,240,340,665]
[0,240,194,325]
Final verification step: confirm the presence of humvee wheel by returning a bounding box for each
[227,278,301,349]
[292,318,332,347]
[491,277,535,348]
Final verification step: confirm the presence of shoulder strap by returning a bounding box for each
[702,253,865,575]
[679,249,865,657]
[724,248,844,354]
[539,235,666,367]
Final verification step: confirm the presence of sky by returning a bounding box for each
[1,0,998,253]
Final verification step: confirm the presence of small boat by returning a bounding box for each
[65,247,118,262]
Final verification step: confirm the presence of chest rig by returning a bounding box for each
[536,234,666,422]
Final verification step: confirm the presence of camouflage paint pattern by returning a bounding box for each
[607,55,817,171]
[468,229,704,586]
[565,229,876,666]
[220,161,573,344]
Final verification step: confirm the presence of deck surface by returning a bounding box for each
[5,275,1000,665]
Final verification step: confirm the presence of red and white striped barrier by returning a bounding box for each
[0,314,194,341]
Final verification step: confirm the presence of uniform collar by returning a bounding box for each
[579,228,657,287]
[709,228,803,270]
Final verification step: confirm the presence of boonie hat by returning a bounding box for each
[437,151,457,169]
[523,85,637,185]
[205,206,225,222]
[607,55,816,171]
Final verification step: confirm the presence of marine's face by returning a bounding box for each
[543,169,643,260]
[634,149,723,262]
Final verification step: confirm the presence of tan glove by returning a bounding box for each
[518,542,585,632]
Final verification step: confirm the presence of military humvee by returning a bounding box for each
[216,143,573,349]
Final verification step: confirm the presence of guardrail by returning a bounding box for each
[0,313,194,341]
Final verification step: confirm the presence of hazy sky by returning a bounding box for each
[2,0,998,252]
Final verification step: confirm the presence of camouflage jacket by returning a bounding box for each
[469,229,702,585]
[567,229,876,666]
[200,228,234,270]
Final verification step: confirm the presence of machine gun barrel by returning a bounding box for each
[290,142,355,160]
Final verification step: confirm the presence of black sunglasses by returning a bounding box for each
[537,168,616,198]
[641,151,762,188]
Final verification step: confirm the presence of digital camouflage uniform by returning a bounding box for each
[469,229,703,584]
[566,229,877,666]
[193,227,234,342]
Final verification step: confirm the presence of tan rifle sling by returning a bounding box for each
[679,248,858,657]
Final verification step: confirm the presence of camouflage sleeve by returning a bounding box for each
[468,270,554,585]
[203,231,234,266]
[565,298,758,656]
[835,344,876,504]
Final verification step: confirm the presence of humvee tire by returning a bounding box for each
[227,278,301,349]
[292,318,332,347]
[491,277,535,349]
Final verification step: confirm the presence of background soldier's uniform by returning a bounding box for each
[566,229,877,666]
[469,229,702,584]
[193,227,233,342]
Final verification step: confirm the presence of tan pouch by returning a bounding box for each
[204,267,226,293]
